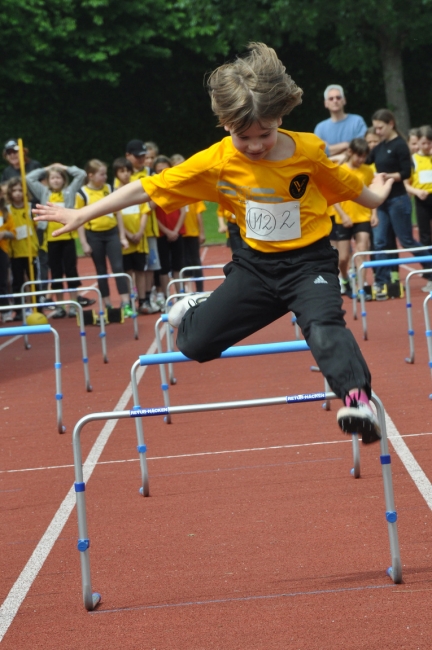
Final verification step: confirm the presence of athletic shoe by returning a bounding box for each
[373,283,388,301]
[340,278,352,299]
[168,292,211,327]
[422,280,432,294]
[77,295,96,307]
[156,292,166,309]
[2,311,14,323]
[122,304,135,318]
[139,300,159,314]
[52,306,67,319]
[337,394,381,445]
[68,306,78,318]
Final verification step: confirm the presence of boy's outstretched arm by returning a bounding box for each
[353,173,394,209]
[33,180,149,238]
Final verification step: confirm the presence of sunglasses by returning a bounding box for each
[6,149,18,154]
[328,96,342,101]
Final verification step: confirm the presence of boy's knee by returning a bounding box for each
[176,328,220,363]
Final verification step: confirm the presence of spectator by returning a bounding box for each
[408,128,420,155]
[314,85,367,158]
[1,140,42,184]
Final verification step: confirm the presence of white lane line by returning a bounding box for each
[0,338,157,642]
[386,413,432,509]
[0,336,21,352]
[2,431,432,475]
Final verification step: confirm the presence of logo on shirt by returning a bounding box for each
[289,174,309,199]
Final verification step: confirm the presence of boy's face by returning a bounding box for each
[417,136,432,156]
[11,185,23,204]
[227,119,282,161]
[365,134,379,150]
[48,171,64,192]
[116,167,132,185]
[350,153,367,168]
[126,152,146,172]
[144,151,156,169]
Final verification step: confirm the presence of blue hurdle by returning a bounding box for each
[351,245,432,320]
[25,272,139,340]
[358,256,432,340]
[0,324,65,433]
[72,350,402,610]
[22,281,108,363]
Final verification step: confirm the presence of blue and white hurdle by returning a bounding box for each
[358,256,432,340]
[404,269,432,365]
[351,245,432,320]
[0,323,65,433]
[1,294,93,392]
[71,342,402,610]
[24,272,139,340]
[21,280,108,363]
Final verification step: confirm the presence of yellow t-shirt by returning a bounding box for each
[7,205,39,258]
[46,191,78,242]
[75,185,117,232]
[184,201,206,237]
[336,164,374,224]
[144,208,160,238]
[0,209,15,254]
[142,130,364,253]
[411,153,432,192]
[121,202,150,255]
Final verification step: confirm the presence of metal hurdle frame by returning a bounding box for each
[351,245,432,320]
[0,324,65,432]
[422,293,432,398]
[71,343,402,611]
[23,273,139,340]
[1,295,93,391]
[178,263,225,291]
[358,255,432,340]
[404,269,431,364]
[21,281,108,362]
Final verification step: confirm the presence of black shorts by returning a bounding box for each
[333,222,372,242]
[182,237,201,275]
[157,235,184,274]
[122,251,147,272]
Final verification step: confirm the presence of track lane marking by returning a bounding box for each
[2,431,431,475]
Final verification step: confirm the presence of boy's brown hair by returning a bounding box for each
[207,42,303,134]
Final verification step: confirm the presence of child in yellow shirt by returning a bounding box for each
[35,43,394,443]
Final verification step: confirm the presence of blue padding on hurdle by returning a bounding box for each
[99,310,104,315]
[99,332,106,338]
[0,324,52,337]
[161,314,169,322]
[406,303,412,308]
[408,329,414,336]
[55,393,63,400]
[361,312,367,317]
[429,361,432,369]
[161,383,169,390]
[77,538,90,552]
[83,357,88,363]
[130,407,169,417]
[75,482,86,492]
[131,405,141,411]
[362,255,432,269]
[426,331,432,337]
[137,444,147,453]
[386,511,397,523]
[139,340,310,367]
[380,454,391,465]
[80,331,86,336]
[55,362,61,369]
[286,392,326,403]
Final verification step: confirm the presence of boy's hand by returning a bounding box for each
[33,203,84,236]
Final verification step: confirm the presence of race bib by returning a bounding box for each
[245,200,301,242]
[121,204,140,215]
[15,225,29,240]
[419,170,432,184]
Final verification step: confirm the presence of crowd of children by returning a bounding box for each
[0,139,209,321]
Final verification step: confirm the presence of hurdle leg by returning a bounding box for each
[350,435,361,478]
[131,361,150,496]
[405,290,415,364]
[77,307,93,392]
[166,321,177,385]
[423,296,432,398]
[52,329,66,434]
[359,267,368,340]
[372,392,402,583]
[350,262,358,321]
[155,317,172,424]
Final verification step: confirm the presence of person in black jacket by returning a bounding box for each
[369,109,431,298]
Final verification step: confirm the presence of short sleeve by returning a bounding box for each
[142,145,223,212]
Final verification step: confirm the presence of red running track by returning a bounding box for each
[1,247,432,649]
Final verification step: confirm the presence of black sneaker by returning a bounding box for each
[52,306,67,319]
[340,278,352,299]
[77,295,96,307]
[337,399,381,444]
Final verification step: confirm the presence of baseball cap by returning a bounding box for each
[4,139,19,152]
[126,139,147,156]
